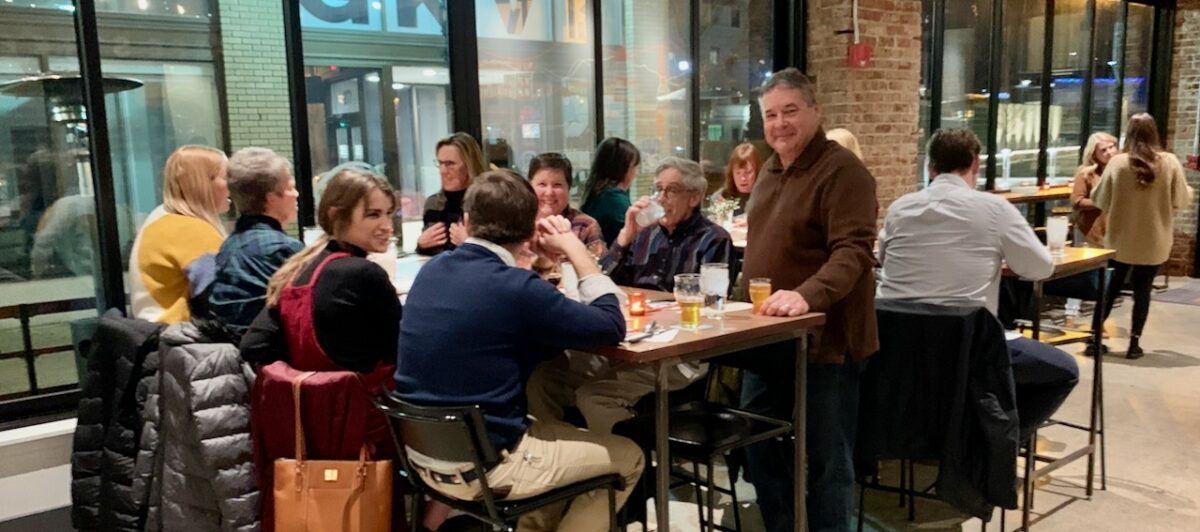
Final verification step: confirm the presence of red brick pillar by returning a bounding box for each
[806,0,924,220]
[1167,0,1200,276]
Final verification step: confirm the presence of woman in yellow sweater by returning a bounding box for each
[129,145,229,324]
[1093,114,1192,358]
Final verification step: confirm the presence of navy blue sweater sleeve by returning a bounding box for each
[516,272,626,356]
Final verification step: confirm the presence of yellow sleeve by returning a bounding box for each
[137,215,224,323]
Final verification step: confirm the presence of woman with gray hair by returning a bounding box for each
[203,147,303,340]
[599,156,733,292]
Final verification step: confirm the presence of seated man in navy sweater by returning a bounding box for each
[394,170,644,531]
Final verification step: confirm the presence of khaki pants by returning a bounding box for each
[528,354,705,434]
[415,419,644,531]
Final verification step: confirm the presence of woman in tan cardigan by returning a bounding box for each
[1094,113,1192,358]
[1072,132,1118,246]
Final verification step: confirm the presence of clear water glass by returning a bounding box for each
[636,192,665,227]
[700,263,730,319]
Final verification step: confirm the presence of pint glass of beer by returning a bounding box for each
[674,274,704,330]
[749,278,772,314]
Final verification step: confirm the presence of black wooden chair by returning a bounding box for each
[372,393,624,532]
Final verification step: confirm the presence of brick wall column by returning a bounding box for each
[806,0,923,218]
[217,0,294,158]
[1167,0,1200,276]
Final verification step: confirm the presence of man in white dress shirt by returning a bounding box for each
[878,128,1078,440]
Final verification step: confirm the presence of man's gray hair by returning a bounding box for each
[760,67,818,106]
[228,147,292,215]
[654,157,707,194]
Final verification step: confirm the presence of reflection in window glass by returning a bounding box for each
[995,0,1044,189]
[300,0,444,34]
[50,56,224,247]
[477,0,596,185]
[601,0,692,197]
[22,0,211,17]
[1122,3,1154,138]
[1090,0,1122,137]
[0,9,99,402]
[918,0,934,187]
[941,0,991,188]
[698,0,773,193]
[301,1,452,253]
[1047,0,1090,184]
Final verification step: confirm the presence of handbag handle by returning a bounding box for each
[291,371,317,462]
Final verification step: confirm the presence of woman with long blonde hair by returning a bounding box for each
[1072,132,1118,246]
[128,145,229,323]
[1093,114,1192,358]
[240,167,399,376]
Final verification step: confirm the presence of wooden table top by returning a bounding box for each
[1004,246,1116,281]
[993,185,1073,204]
[595,289,826,364]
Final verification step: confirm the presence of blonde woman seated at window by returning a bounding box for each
[128,145,229,324]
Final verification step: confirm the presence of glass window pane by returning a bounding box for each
[81,3,224,295]
[995,0,1044,189]
[1091,0,1121,137]
[601,0,692,197]
[300,1,452,254]
[0,8,100,403]
[941,0,992,189]
[918,0,934,187]
[698,0,773,196]
[1047,0,1090,184]
[477,0,596,185]
[1122,3,1154,137]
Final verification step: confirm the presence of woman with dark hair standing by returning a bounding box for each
[1094,113,1192,358]
[581,137,641,244]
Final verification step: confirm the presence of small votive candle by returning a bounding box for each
[629,292,646,316]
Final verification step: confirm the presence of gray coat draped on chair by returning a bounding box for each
[134,322,260,532]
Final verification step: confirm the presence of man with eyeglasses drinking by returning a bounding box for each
[526,157,730,434]
[600,156,732,293]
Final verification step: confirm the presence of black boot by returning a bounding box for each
[1127,335,1145,360]
[1084,337,1109,357]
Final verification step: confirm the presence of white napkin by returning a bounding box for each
[644,328,680,343]
[723,302,753,313]
[1004,330,1022,341]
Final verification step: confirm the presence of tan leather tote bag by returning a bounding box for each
[273,371,392,532]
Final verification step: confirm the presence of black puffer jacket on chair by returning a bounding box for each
[71,308,164,531]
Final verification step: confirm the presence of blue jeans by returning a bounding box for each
[736,344,862,532]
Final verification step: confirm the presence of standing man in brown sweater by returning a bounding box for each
[737,68,879,532]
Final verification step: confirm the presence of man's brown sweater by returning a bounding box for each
[744,128,879,364]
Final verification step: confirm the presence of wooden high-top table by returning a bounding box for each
[595,290,824,532]
[993,184,1073,204]
[1003,246,1115,531]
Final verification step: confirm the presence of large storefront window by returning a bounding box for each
[698,0,773,175]
[0,0,224,410]
[300,0,452,253]
[476,0,596,183]
[923,0,1171,191]
[995,0,1044,189]
[941,0,992,189]
[601,0,692,196]
[0,8,101,404]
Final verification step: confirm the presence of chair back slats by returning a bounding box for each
[371,394,501,467]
